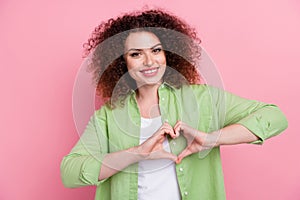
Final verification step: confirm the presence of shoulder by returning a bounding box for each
[93,103,111,120]
[178,84,222,97]
[93,93,134,118]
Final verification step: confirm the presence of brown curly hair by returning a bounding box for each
[83,8,202,108]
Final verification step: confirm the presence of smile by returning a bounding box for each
[140,67,160,76]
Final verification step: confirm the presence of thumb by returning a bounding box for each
[158,150,178,162]
[176,148,192,164]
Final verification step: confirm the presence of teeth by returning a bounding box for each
[142,68,158,74]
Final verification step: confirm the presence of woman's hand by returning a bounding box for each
[136,122,178,162]
[174,121,215,164]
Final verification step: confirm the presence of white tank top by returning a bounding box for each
[138,116,181,200]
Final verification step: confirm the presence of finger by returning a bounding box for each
[173,121,182,137]
[163,122,173,130]
[159,126,176,138]
[173,120,181,129]
[173,121,180,135]
[149,130,166,144]
[163,127,176,138]
[151,129,173,144]
[156,126,169,136]
[161,122,175,133]
[174,128,180,137]
[163,123,175,134]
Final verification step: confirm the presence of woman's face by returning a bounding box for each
[124,31,167,87]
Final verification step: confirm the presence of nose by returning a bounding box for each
[143,52,154,67]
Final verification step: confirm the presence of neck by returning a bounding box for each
[136,82,161,102]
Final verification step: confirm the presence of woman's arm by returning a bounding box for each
[211,124,259,146]
[98,146,141,181]
[212,87,288,144]
[174,121,282,163]
[174,121,259,163]
[60,110,109,187]
[174,85,288,163]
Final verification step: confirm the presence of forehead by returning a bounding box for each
[124,31,161,50]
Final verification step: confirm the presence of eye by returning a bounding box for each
[129,52,141,57]
[152,48,162,54]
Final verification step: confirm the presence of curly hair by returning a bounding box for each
[83,8,202,108]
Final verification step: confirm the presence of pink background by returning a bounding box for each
[1,0,299,199]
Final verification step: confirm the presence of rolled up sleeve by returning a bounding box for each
[203,85,288,144]
[60,107,109,187]
[219,89,288,144]
[236,105,288,144]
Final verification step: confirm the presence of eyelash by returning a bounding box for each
[152,48,162,54]
[129,52,141,57]
[129,48,163,57]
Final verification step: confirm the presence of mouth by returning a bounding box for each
[139,67,160,76]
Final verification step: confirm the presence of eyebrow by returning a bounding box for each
[125,43,163,53]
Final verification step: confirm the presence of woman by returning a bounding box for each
[61,9,288,200]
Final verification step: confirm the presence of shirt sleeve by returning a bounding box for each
[207,85,288,144]
[60,107,109,187]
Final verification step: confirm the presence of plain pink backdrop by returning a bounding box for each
[1,0,299,199]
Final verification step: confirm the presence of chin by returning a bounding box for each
[137,78,163,87]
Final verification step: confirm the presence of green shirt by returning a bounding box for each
[61,83,288,200]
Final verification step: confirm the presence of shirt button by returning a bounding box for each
[161,97,165,101]
[172,141,176,145]
[184,191,188,196]
[179,167,183,172]
[164,119,169,123]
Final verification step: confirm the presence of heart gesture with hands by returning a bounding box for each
[136,121,215,164]
[174,121,214,164]
[136,122,178,162]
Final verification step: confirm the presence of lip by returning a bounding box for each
[139,67,160,77]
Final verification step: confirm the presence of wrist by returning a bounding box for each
[205,131,222,147]
[127,145,148,162]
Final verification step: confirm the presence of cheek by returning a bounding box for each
[157,53,167,65]
[125,59,134,71]
[159,56,167,65]
[125,57,140,70]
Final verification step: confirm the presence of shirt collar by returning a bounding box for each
[160,81,176,91]
[129,81,176,94]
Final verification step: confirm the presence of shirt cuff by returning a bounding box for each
[236,115,267,145]
[80,154,108,185]
[236,105,288,145]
